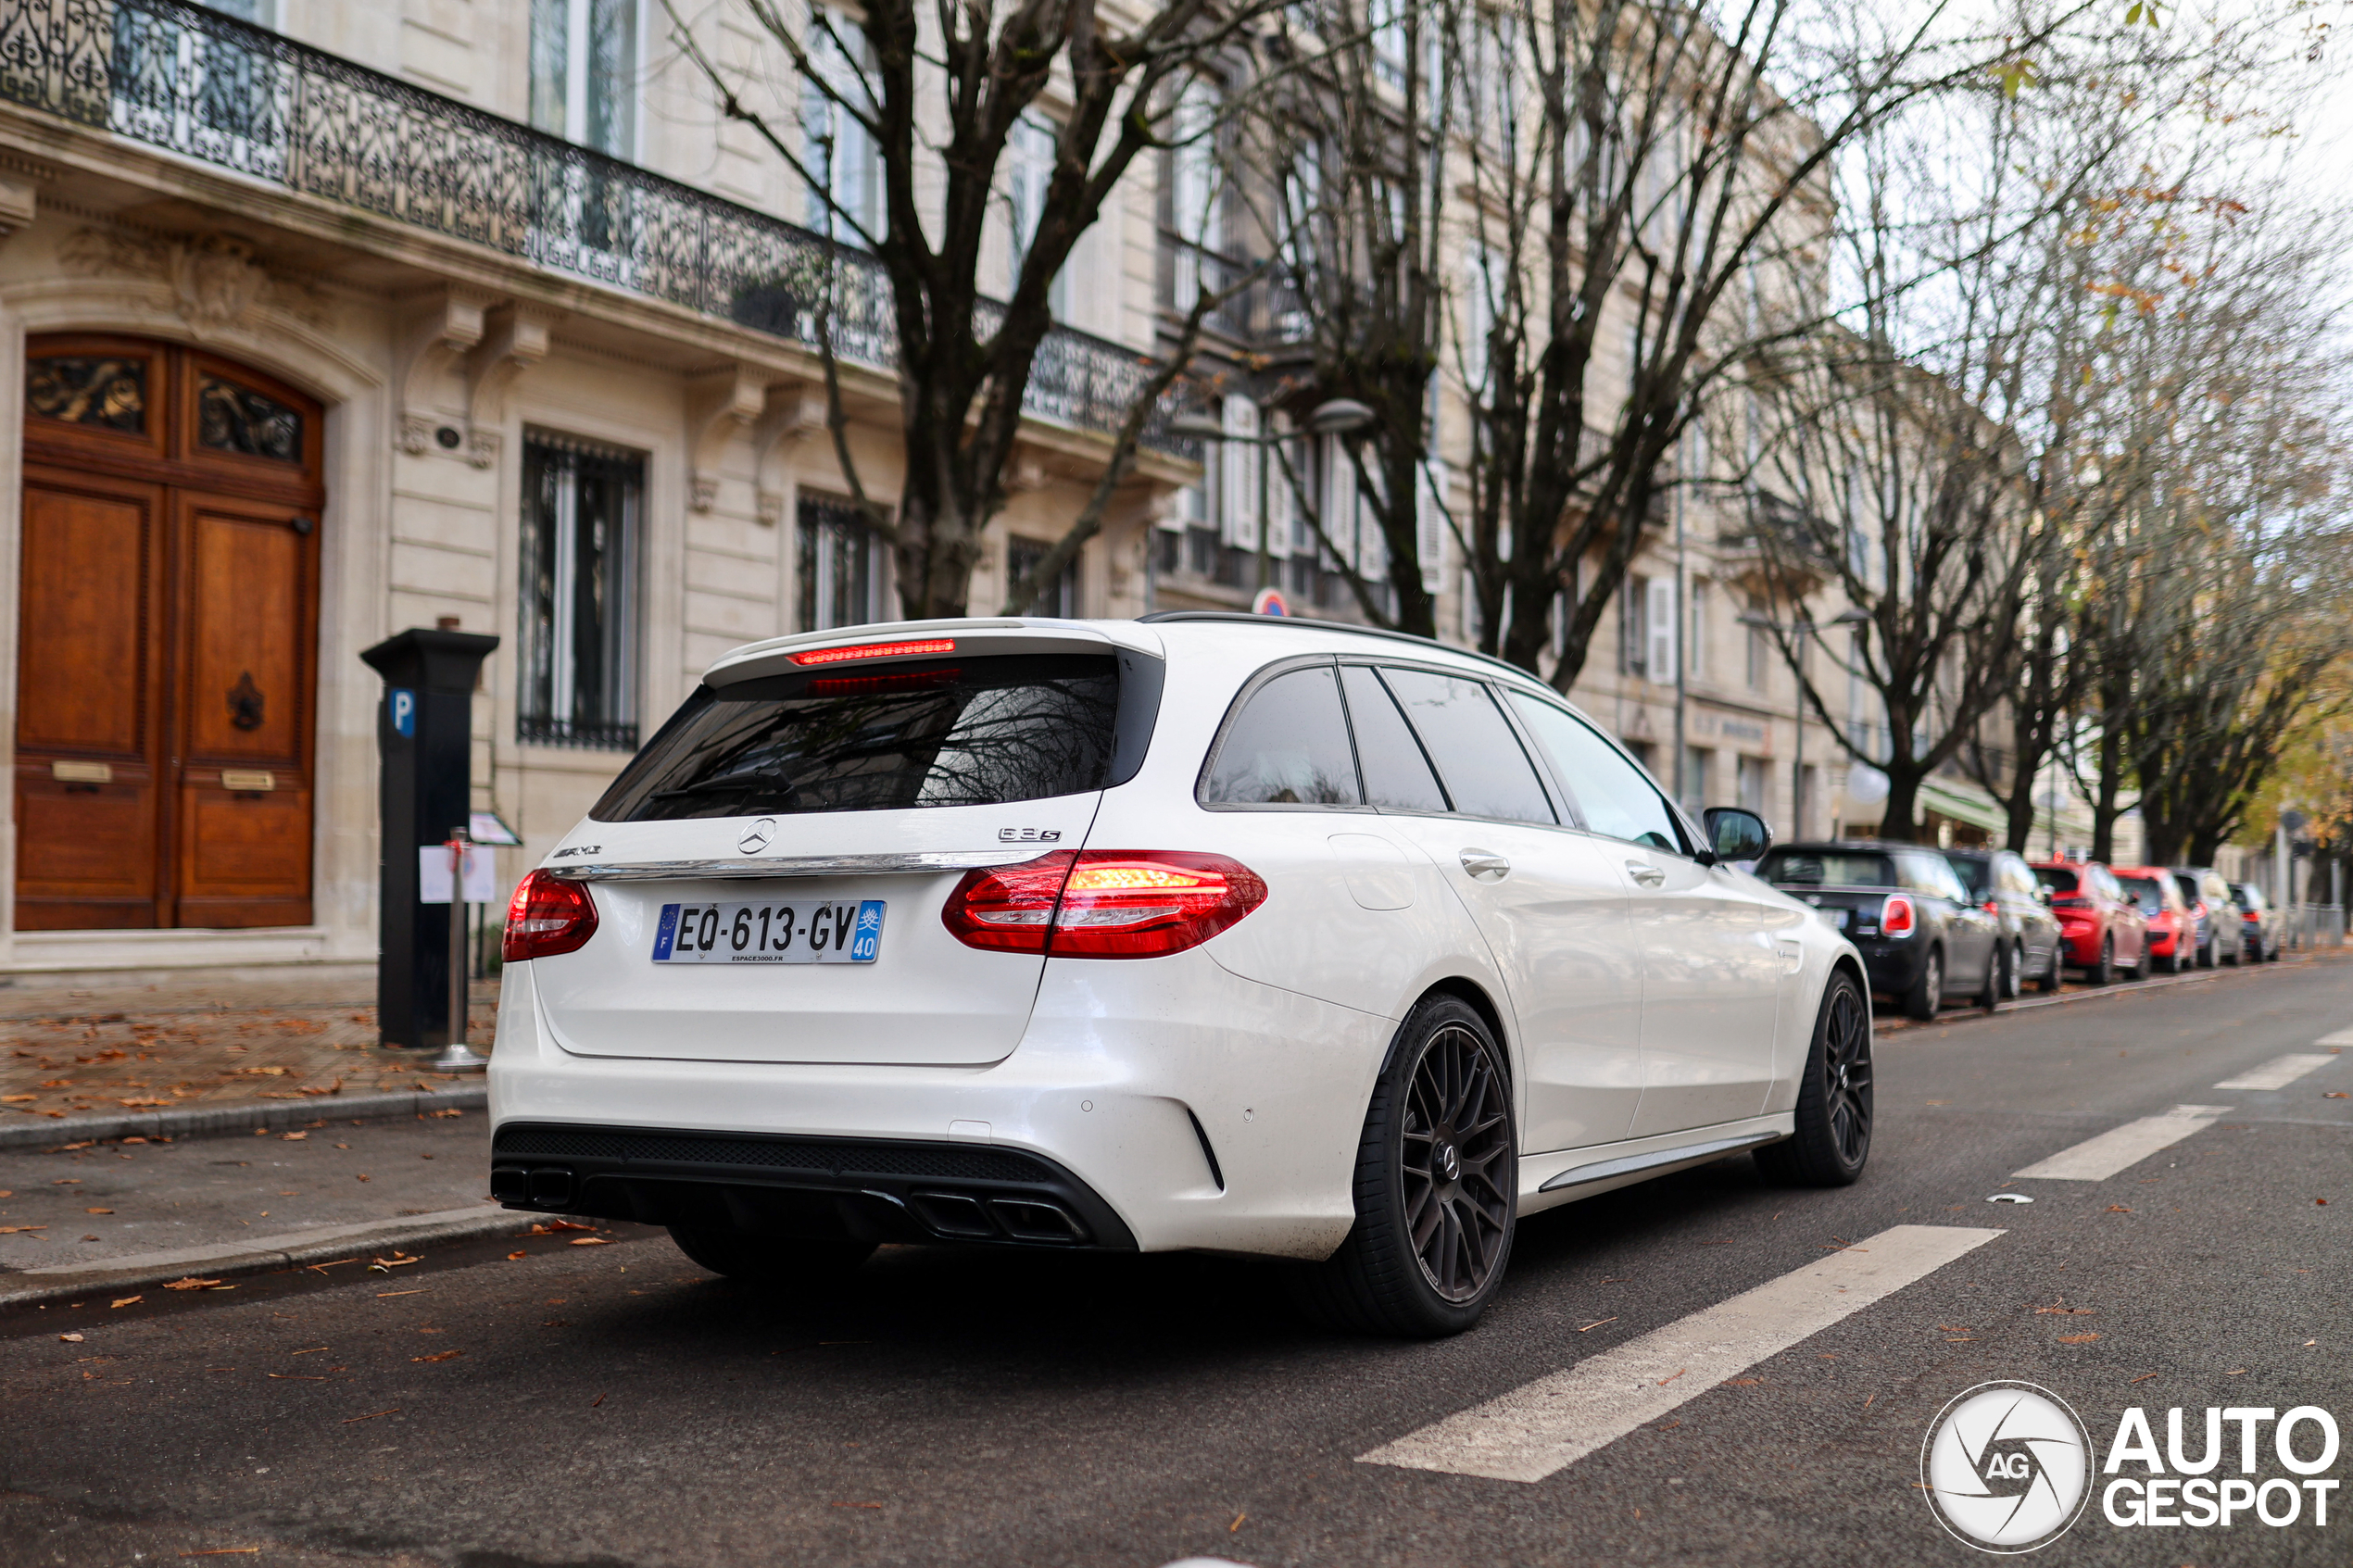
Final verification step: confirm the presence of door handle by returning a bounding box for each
[1626,860,1667,887]
[1459,849,1510,883]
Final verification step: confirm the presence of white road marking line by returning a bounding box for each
[1356,1224,2002,1485]
[2312,1028,2353,1047]
[2010,1104,2233,1182]
[2213,1053,2335,1092]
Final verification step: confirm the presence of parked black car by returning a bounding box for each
[2170,867,2246,967]
[1755,840,2002,1021]
[1943,846,2065,997]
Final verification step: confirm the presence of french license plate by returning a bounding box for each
[653,900,885,964]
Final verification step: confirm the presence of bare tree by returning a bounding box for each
[662,0,1271,620]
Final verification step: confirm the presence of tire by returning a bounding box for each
[2121,938,2144,982]
[1755,970,1873,1187]
[1979,945,2004,1012]
[1291,996,1516,1337]
[1903,947,1944,1022]
[667,1227,875,1286]
[2197,937,2214,970]
[2036,943,2063,994]
[2004,942,2025,1000]
[2088,934,2114,986]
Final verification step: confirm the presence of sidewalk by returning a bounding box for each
[0,971,497,1144]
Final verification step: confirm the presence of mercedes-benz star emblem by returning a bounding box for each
[737,818,776,855]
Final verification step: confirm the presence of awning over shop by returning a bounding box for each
[1918,778,2012,836]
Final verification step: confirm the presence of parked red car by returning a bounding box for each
[2111,865,2194,973]
[2031,859,2149,984]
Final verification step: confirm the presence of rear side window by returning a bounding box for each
[1946,855,1990,897]
[591,654,1120,821]
[2117,876,2166,915]
[1202,664,1363,807]
[1902,854,1969,901]
[1378,669,1556,824]
[2035,867,2080,896]
[1338,665,1450,814]
[1755,849,1894,887]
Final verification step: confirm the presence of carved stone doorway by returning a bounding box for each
[16,334,323,930]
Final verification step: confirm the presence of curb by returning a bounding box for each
[0,1204,531,1310]
[0,1085,489,1152]
[1881,951,2316,1035]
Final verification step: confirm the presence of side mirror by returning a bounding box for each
[1704,807,1772,865]
[2034,885,2053,906]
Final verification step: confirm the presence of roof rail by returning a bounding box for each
[1134,610,1546,686]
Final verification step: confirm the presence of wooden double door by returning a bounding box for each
[16,335,322,931]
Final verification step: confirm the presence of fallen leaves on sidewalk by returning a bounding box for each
[161,1278,223,1291]
[569,1236,613,1247]
[368,1252,421,1272]
[57,1333,82,1343]
[110,1296,142,1309]
[411,1349,463,1363]
[527,1219,596,1235]
[1656,1367,1687,1386]
[506,1250,528,1261]
[2057,1333,2101,1343]
[0,1225,47,1234]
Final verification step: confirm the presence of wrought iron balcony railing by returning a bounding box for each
[0,0,1182,452]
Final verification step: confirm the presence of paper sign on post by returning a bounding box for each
[418,845,501,905]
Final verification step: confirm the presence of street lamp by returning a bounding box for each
[1740,608,1870,839]
[1168,398,1376,593]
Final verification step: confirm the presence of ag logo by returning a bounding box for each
[1920,1382,2093,1552]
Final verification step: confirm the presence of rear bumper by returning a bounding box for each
[491,1123,1139,1250]
[487,949,1395,1261]
[1854,940,1929,993]
[2057,925,2105,964]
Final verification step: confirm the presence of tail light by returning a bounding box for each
[1881,894,1916,936]
[1982,899,2000,916]
[942,850,1267,959]
[504,870,599,961]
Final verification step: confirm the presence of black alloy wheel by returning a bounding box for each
[2038,942,2064,993]
[1292,995,1516,1336]
[1756,970,1872,1185]
[2089,933,2114,986]
[1979,944,2004,1012]
[2004,941,2025,1000]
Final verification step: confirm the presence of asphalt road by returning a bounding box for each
[2,959,2347,1568]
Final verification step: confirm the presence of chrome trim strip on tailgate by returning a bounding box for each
[1537,1130,1781,1193]
[548,850,1044,883]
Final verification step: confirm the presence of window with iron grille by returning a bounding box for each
[1006,535,1080,618]
[798,494,888,632]
[519,432,641,750]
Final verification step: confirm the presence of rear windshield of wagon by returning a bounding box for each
[591,653,1127,822]
[1755,850,1895,889]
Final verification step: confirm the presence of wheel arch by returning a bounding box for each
[1383,976,1514,1088]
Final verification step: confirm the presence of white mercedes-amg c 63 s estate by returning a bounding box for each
[489,612,1871,1335]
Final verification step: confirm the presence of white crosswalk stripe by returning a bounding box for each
[2213,1053,2335,1092]
[1356,1224,2003,1485]
[2010,1104,2232,1181]
[2316,1029,2353,1047]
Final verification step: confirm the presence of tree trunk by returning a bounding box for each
[2090,725,2123,863]
[1879,765,1926,844]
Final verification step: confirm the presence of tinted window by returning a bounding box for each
[1755,849,1895,887]
[2035,866,2080,896]
[1999,855,2036,894]
[1946,854,1990,897]
[1338,664,1449,814]
[1379,670,1555,824]
[2091,866,2122,900]
[2116,876,2168,916]
[1504,692,1681,849]
[2173,873,2200,906]
[1202,664,1363,807]
[592,654,1118,821]
[1901,853,1969,901]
